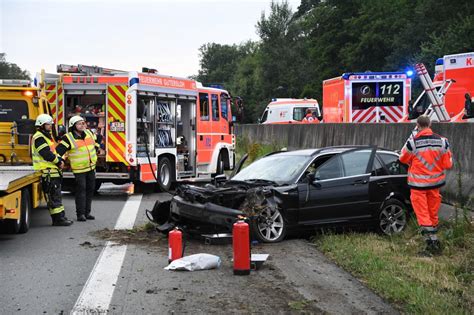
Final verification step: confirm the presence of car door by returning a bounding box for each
[298,147,376,224]
[368,154,393,214]
[378,152,410,201]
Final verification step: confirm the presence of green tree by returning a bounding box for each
[417,15,474,70]
[255,1,311,114]
[197,42,254,86]
[0,53,30,79]
[230,49,265,122]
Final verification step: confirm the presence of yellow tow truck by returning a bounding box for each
[0,79,52,233]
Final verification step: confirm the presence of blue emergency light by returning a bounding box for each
[342,71,408,80]
[208,84,224,89]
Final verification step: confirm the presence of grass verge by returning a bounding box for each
[312,217,474,313]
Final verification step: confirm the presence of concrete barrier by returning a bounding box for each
[235,123,473,206]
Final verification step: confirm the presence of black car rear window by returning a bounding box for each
[379,153,407,175]
[0,100,29,122]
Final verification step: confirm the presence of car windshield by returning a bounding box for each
[232,154,309,184]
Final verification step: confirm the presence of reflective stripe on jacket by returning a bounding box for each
[31,131,61,177]
[302,114,315,123]
[65,129,97,173]
[399,128,453,189]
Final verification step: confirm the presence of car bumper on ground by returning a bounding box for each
[170,195,244,228]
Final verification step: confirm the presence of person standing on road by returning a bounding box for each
[56,116,99,222]
[399,115,453,255]
[32,114,73,226]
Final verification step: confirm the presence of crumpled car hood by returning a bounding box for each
[175,182,276,217]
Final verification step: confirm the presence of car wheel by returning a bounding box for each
[251,205,286,243]
[158,157,173,191]
[377,199,407,235]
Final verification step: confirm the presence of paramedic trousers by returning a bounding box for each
[410,188,442,227]
[74,170,96,217]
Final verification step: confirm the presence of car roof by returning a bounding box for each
[268,146,397,158]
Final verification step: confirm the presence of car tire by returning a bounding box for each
[4,189,30,234]
[158,157,173,191]
[377,199,407,235]
[250,204,287,243]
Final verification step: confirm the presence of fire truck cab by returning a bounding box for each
[37,65,236,191]
[323,72,411,123]
[259,98,321,124]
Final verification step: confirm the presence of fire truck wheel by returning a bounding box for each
[216,153,225,175]
[158,157,173,191]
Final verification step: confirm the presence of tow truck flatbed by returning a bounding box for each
[0,165,41,193]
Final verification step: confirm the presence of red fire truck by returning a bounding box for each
[323,72,411,123]
[36,65,236,190]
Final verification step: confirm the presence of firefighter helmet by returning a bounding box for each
[35,114,54,127]
[69,115,85,128]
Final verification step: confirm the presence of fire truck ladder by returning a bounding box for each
[56,64,127,76]
[415,63,452,122]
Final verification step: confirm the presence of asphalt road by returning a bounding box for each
[0,184,397,314]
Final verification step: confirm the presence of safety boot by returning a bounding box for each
[60,211,70,221]
[417,239,434,257]
[77,214,87,222]
[52,213,74,226]
[85,214,95,220]
[428,240,443,256]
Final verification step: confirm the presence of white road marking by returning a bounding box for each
[71,194,143,314]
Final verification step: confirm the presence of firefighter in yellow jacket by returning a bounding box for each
[56,116,99,222]
[32,114,73,226]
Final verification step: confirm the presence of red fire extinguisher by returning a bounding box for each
[233,219,250,275]
[168,228,183,263]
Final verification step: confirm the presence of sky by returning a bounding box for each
[0,0,301,79]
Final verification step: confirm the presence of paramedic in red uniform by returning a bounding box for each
[302,109,314,123]
[399,115,453,255]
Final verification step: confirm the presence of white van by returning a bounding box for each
[259,98,321,124]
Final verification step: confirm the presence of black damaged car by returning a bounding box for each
[152,146,411,243]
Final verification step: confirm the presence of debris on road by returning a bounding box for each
[165,254,221,271]
[92,224,165,248]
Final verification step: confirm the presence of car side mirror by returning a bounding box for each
[307,173,322,187]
